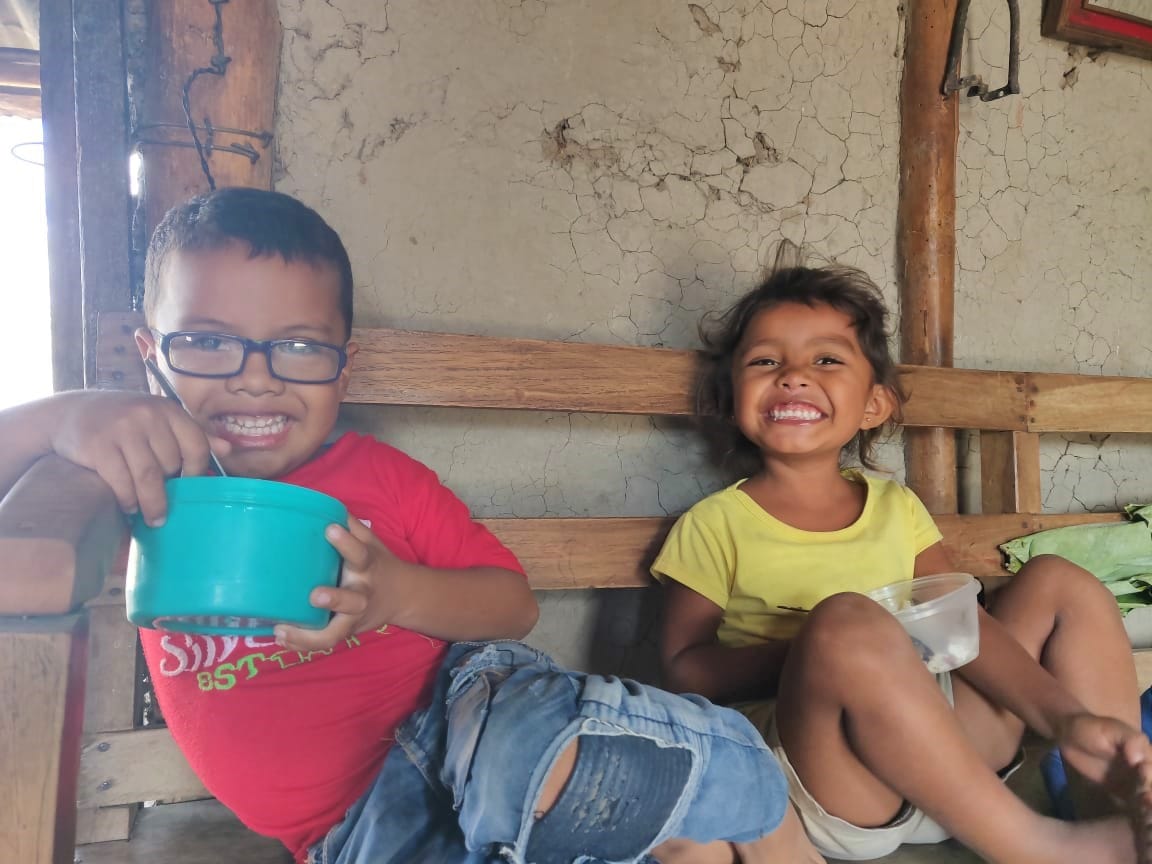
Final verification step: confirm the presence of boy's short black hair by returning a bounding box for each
[144,188,354,338]
[698,242,905,475]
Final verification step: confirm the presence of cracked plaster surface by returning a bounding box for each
[953,0,1152,514]
[275,0,1150,664]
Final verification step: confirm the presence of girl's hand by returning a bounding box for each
[274,517,409,652]
[1054,712,1152,801]
[47,391,228,526]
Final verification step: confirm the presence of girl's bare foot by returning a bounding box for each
[1128,768,1152,864]
[649,806,824,864]
[733,806,825,864]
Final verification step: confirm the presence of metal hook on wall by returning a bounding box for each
[943,0,1021,101]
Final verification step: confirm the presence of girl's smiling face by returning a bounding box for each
[136,243,358,480]
[731,302,893,467]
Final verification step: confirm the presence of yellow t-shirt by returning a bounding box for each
[651,471,943,646]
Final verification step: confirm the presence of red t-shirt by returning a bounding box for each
[139,433,524,861]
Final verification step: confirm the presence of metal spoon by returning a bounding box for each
[144,357,228,477]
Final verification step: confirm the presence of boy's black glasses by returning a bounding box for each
[153,331,348,384]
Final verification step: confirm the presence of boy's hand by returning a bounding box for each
[47,391,229,526]
[274,517,410,652]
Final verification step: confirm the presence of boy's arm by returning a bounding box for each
[0,391,218,524]
[660,579,789,701]
[274,517,538,651]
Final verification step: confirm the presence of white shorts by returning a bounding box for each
[736,674,1024,861]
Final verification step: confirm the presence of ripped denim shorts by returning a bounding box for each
[307,641,788,864]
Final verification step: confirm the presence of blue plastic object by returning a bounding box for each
[127,477,347,636]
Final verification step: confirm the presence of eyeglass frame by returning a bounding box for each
[151,329,350,384]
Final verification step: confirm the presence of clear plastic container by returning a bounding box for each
[867,573,981,673]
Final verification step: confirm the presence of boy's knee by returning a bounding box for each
[525,733,693,864]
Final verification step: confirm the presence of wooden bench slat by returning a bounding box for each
[79,728,208,809]
[1028,372,1152,433]
[0,456,124,616]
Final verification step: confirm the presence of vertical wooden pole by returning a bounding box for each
[138,0,281,236]
[897,0,959,514]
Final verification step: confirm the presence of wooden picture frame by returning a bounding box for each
[1043,0,1152,60]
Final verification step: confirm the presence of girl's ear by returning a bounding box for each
[861,384,896,430]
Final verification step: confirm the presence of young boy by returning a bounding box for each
[0,188,821,864]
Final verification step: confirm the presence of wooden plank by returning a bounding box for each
[74,799,289,864]
[0,456,125,615]
[0,615,89,864]
[980,431,1042,515]
[0,46,39,89]
[1027,372,1152,433]
[480,516,675,589]
[348,329,701,415]
[96,313,1034,429]
[76,604,141,843]
[140,0,280,235]
[78,727,208,809]
[75,806,138,846]
[900,367,1028,432]
[935,512,1124,579]
[1135,649,1152,693]
[73,0,133,387]
[40,0,84,391]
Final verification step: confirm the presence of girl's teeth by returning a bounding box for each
[771,407,823,420]
[222,415,287,436]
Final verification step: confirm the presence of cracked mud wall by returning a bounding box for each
[272,0,1151,670]
[953,0,1152,516]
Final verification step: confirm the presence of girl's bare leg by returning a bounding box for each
[651,806,825,864]
[950,556,1142,807]
[775,591,1141,864]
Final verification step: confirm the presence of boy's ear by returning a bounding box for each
[134,327,158,362]
[861,384,896,430]
[336,340,360,399]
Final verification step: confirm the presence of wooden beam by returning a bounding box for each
[934,511,1123,578]
[896,0,960,514]
[94,314,1032,430]
[980,431,1042,514]
[73,0,133,386]
[1027,372,1152,433]
[0,456,124,616]
[139,0,280,234]
[78,727,208,809]
[40,0,84,391]
[0,615,89,864]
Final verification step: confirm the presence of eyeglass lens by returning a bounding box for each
[166,334,342,382]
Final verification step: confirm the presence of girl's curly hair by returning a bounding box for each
[697,243,905,476]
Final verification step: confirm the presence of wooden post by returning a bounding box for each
[138,0,281,235]
[897,0,959,514]
[0,615,89,864]
[980,430,1042,514]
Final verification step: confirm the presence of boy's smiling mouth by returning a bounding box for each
[212,413,291,442]
[767,402,826,422]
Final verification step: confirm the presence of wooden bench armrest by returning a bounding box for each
[0,455,125,615]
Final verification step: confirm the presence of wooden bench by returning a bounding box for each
[5,311,1152,863]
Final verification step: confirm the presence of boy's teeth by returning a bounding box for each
[770,406,823,421]
[222,415,287,436]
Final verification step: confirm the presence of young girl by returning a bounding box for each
[652,250,1152,864]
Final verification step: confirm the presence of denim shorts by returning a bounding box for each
[307,641,789,864]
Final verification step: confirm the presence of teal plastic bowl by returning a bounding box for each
[127,477,347,636]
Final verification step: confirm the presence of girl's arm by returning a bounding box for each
[915,542,1085,738]
[660,580,789,702]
